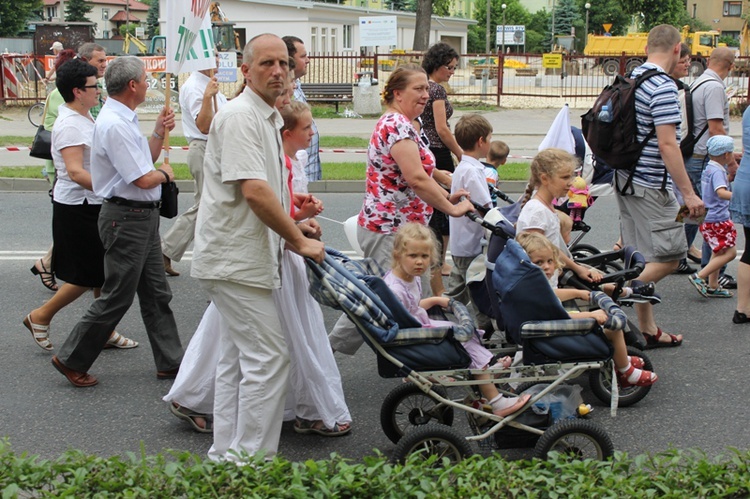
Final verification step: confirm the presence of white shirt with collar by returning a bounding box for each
[91,97,160,202]
[449,155,492,257]
[51,104,101,205]
[179,71,227,143]
[192,86,289,289]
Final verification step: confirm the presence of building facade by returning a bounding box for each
[42,0,148,40]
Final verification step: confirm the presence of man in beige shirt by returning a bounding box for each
[191,33,324,462]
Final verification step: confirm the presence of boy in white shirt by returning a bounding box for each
[446,114,493,319]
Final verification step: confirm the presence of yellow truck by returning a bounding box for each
[584,25,722,77]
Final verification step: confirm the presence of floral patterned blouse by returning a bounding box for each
[358,112,436,235]
[420,81,453,149]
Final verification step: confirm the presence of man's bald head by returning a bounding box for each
[708,46,735,76]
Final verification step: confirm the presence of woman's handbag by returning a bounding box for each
[160,181,179,218]
[29,99,52,160]
[29,125,53,160]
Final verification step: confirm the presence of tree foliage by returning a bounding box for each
[64,0,93,23]
[0,0,43,37]
[619,0,686,30]
[146,0,160,38]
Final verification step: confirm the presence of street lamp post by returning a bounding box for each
[584,2,591,50]
[501,4,507,55]
[485,0,491,54]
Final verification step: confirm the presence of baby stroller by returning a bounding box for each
[306,248,617,464]
[467,210,655,407]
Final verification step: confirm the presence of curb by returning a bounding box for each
[1,178,529,195]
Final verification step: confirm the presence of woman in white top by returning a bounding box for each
[23,58,137,352]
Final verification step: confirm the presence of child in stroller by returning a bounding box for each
[386,223,530,416]
[516,232,657,388]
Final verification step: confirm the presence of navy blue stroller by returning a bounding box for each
[306,248,616,463]
[467,211,655,407]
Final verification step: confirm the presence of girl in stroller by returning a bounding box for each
[516,232,658,387]
[385,223,530,416]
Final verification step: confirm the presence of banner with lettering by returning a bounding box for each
[165,0,215,74]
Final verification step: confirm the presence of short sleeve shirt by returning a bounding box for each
[420,81,453,149]
[383,271,430,325]
[702,160,730,223]
[179,71,228,142]
[191,87,289,289]
[449,156,493,257]
[358,112,436,235]
[51,104,99,205]
[90,98,159,201]
[690,69,729,156]
[619,63,682,191]
[516,198,572,258]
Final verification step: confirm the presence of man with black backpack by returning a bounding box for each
[616,24,705,348]
[682,47,738,286]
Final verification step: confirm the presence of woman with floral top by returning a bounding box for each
[328,65,475,356]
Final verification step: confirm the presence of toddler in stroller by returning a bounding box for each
[385,223,530,416]
[515,232,657,388]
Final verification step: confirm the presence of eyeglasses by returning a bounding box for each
[81,84,99,89]
[444,65,457,71]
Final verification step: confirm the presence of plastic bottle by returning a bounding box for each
[598,104,612,123]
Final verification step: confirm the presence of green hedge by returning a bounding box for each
[2,441,750,498]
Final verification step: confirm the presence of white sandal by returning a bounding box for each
[104,331,139,349]
[23,314,53,351]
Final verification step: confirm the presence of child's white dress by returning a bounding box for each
[165,151,351,429]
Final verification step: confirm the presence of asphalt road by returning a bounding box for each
[2,191,749,463]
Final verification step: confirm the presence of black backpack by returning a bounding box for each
[582,69,672,194]
[678,78,710,160]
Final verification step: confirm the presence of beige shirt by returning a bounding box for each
[191,87,288,289]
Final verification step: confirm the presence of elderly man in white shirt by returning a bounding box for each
[192,34,325,462]
[52,56,184,388]
[161,61,228,276]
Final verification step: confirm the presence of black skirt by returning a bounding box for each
[52,200,105,287]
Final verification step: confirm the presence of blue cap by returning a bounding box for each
[707,135,734,157]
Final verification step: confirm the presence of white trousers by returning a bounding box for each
[201,279,289,462]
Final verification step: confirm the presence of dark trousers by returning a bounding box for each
[57,201,183,373]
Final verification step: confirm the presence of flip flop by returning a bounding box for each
[293,418,351,437]
[169,403,212,433]
[643,327,682,349]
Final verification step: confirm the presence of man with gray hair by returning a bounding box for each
[52,56,184,387]
[616,24,705,349]
[77,42,108,119]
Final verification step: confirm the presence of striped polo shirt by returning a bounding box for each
[619,63,681,190]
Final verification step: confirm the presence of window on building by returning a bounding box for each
[330,28,337,53]
[723,1,742,16]
[102,8,109,20]
[321,27,328,54]
[343,24,352,50]
[103,30,110,39]
[310,27,318,54]
[46,6,58,19]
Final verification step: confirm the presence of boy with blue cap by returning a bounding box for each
[688,135,737,298]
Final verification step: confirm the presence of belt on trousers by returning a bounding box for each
[692,154,707,160]
[105,196,161,209]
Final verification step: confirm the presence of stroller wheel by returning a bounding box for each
[380,383,454,444]
[569,243,600,259]
[391,423,473,465]
[589,346,654,407]
[533,419,614,461]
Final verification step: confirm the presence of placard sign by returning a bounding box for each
[496,25,526,46]
[216,51,237,83]
[359,16,397,47]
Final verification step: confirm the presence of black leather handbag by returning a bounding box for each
[160,181,179,218]
[29,125,53,160]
